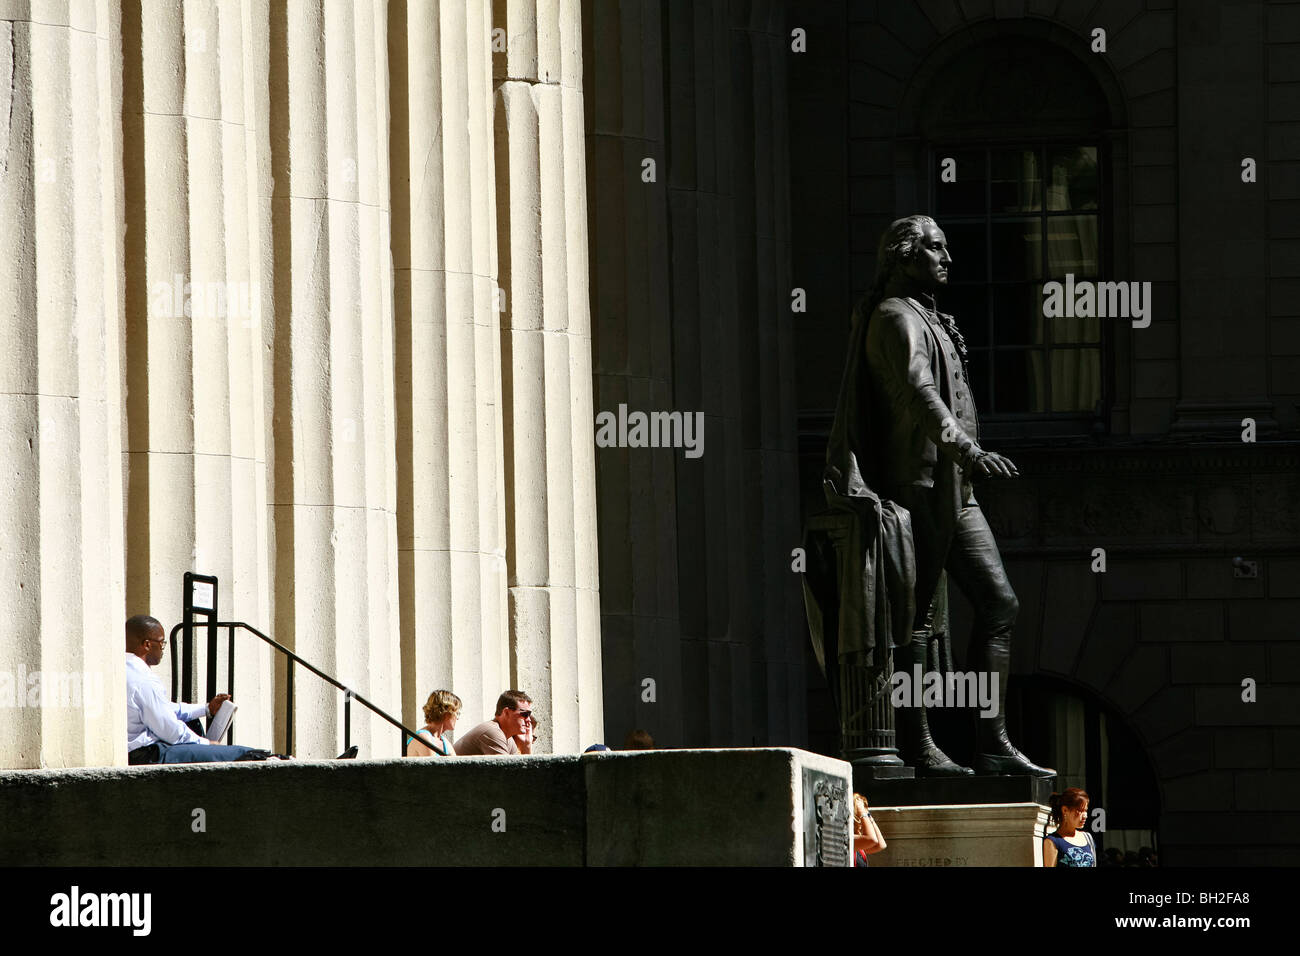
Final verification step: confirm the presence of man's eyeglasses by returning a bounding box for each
[147,638,167,648]
[514,709,532,720]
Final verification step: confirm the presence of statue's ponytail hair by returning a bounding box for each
[859,215,937,324]
[858,214,969,365]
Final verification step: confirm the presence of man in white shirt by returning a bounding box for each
[125,614,259,764]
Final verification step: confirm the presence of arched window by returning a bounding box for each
[907,36,1122,437]
[935,145,1102,419]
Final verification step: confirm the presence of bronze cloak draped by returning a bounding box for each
[802,296,924,712]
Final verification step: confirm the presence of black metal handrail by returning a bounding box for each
[168,620,430,757]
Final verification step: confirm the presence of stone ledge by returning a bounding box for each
[0,748,853,867]
[586,748,852,866]
[0,756,586,867]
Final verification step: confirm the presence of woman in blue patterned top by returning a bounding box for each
[1043,787,1096,867]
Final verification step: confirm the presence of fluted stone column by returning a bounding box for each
[268,0,401,757]
[729,0,802,750]
[389,0,510,733]
[231,0,276,747]
[581,0,683,747]
[583,0,804,748]
[0,1,127,769]
[494,0,602,753]
[122,0,274,748]
[648,0,748,747]
[675,0,801,748]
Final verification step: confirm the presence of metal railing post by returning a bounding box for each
[344,690,352,751]
[286,660,294,757]
[204,579,219,711]
[227,625,237,746]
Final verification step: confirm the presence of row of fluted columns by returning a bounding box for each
[0,0,602,768]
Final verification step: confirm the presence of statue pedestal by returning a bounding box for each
[865,802,1050,867]
[851,762,915,781]
[856,772,1056,807]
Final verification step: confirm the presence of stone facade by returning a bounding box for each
[4,0,1297,869]
[0,0,603,766]
[790,0,1300,866]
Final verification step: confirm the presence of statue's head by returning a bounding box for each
[856,214,966,362]
[873,215,950,295]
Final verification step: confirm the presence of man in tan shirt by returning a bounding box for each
[454,690,534,755]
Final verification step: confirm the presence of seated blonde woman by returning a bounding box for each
[406,689,462,757]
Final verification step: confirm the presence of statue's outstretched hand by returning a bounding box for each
[975,451,1019,479]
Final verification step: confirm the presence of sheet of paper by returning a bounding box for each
[206,699,237,741]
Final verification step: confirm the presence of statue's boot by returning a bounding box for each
[894,637,973,777]
[972,634,1055,777]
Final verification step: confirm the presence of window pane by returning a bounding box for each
[1051,348,1101,411]
[926,143,1103,423]
[942,220,985,281]
[1045,215,1099,276]
[992,284,1044,345]
[992,148,1042,213]
[940,284,988,348]
[936,149,986,215]
[991,218,1040,281]
[1050,305,1101,344]
[1047,147,1099,211]
[994,349,1048,414]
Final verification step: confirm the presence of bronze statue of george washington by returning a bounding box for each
[809,215,1054,778]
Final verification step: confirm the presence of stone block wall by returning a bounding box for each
[0,748,853,866]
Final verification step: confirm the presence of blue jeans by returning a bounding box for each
[156,741,258,763]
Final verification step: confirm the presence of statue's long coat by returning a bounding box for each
[804,294,972,696]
